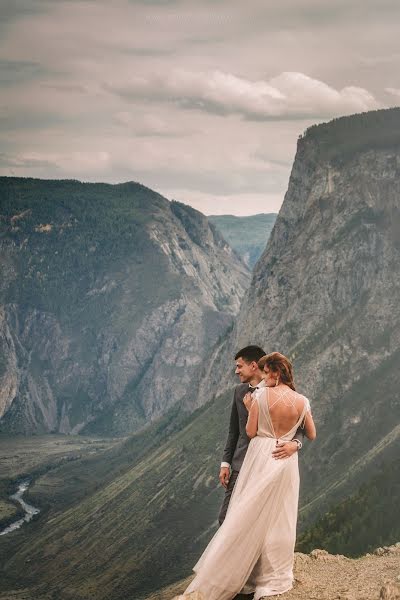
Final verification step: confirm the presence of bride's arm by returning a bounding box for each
[245,396,259,439]
[303,409,316,440]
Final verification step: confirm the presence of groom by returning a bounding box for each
[218,345,303,525]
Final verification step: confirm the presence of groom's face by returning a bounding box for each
[235,357,257,383]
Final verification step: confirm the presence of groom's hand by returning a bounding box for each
[219,467,230,488]
[272,440,298,460]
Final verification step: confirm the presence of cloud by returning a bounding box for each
[128,0,182,4]
[107,69,380,121]
[0,59,64,86]
[0,151,111,178]
[0,0,49,24]
[385,87,400,99]
[0,108,75,131]
[0,152,60,170]
[40,82,88,93]
[360,53,400,67]
[112,112,195,137]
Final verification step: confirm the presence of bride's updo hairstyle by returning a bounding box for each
[258,352,296,391]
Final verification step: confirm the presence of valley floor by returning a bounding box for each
[0,434,119,528]
[1,435,399,600]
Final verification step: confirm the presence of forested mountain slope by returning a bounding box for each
[0,179,249,435]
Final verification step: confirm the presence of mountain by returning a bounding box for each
[297,457,400,557]
[208,213,277,268]
[0,178,249,435]
[223,107,400,529]
[1,107,400,600]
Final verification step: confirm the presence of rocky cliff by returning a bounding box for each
[170,544,400,600]
[197,107,400,521]
[0,179,249,435]
[190,109,400,518]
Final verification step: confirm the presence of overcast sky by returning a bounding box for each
[1,0,400,215]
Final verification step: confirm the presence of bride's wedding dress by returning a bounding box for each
[183,387,309,600]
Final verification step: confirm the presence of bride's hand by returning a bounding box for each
[243,392,253,412]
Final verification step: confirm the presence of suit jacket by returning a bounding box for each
[221,383,304,472]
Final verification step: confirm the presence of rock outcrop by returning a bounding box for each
[168,544,400,600]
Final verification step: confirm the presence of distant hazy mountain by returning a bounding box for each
[1,108,400,600]
[208,213,277,268]
[0,178,249,435]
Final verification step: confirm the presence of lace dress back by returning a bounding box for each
[256,386,308,441]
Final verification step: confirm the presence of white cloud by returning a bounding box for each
[360,53,400,67]
[108,69,380,120]
[385,87,400,99]
[268,72,379,115]
[113,111,195,137]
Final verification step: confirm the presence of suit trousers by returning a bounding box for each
[218,469,240,526]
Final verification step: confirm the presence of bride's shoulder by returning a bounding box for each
[295,392,311,411]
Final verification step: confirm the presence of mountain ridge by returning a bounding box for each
[0,178,249,435]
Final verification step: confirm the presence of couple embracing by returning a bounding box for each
[183,346,316,600]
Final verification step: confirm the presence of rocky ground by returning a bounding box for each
[151,544,400,600]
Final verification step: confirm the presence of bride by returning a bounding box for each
[182,352,316,600]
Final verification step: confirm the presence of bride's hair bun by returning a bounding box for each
[257,352,296,391]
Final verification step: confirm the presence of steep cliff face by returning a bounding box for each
[0,179,249,435]
[204,107,400,517]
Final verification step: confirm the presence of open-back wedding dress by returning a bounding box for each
[183,386,309,600]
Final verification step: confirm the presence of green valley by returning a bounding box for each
[208,213,277,268]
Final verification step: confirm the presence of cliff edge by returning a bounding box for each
[166,543,400,600]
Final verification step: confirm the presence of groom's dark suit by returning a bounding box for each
[218,383,254,525]
[222,383,254,472]
[218,382,304,525]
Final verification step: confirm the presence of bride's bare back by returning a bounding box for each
[257,385,309,440]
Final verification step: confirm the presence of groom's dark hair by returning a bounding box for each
[235,345,266,364]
